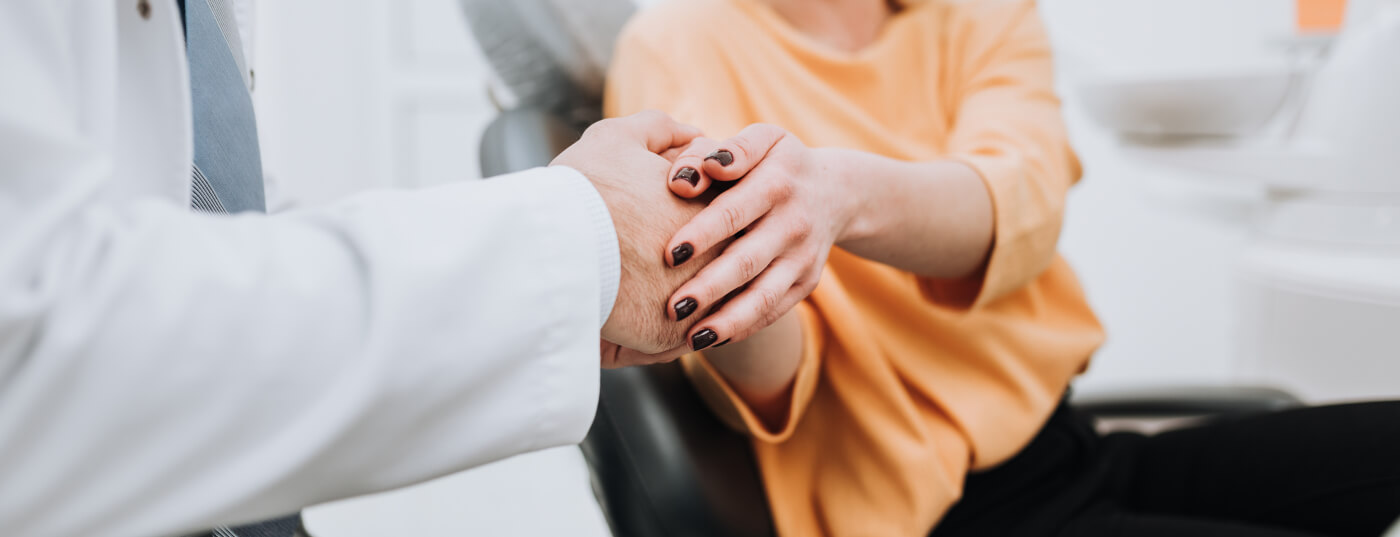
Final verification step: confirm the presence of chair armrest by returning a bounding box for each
[582,362,777,537]
[478,107,582,177]
[1071,385,1304,419]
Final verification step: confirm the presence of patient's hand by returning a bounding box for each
[659,125,854,349]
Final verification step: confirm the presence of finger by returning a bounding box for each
[667,222,786,322]
[686,259,808,350]
[616,109,703,154]
[667,137,722,199]
[700,123,788,182]
[667,180,782,267]
[659,145,685,162]
[601,341,690,369]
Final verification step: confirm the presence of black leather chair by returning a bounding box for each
[473,104,1305,537]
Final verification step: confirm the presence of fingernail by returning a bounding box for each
[674,297,698,321]
[671,243,694,266]
[673,167,699,187]
[705,149,734,166]
[715,339,732,348]
[691,329,719,351]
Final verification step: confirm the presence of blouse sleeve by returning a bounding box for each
[924,0,1083,309]
[681,302,826,442]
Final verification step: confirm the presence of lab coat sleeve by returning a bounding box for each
[0,8,612,537]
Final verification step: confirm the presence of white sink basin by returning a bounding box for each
[1077,69,1296,138]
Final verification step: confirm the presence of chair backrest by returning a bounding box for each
[459,0,636,127]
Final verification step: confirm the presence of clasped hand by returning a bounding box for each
[661,124,855,353]
[557,112,854,368]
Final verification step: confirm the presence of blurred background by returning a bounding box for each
[246,0,1399,534]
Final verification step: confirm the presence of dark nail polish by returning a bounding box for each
[674,297,698,321]
[673,167,699,186]
[691,329,719,351]
[705,149,734,166]
[715,339,732,348]
[671,243,694,266]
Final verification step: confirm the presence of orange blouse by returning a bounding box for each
[606,0,1106,535]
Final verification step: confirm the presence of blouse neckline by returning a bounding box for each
[728,0,935,64]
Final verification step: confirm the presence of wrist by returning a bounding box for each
[820,148,876,246]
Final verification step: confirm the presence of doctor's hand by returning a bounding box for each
[661,124,859,350]
[552,111,728,364]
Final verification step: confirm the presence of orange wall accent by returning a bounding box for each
[1298,0,1348,31]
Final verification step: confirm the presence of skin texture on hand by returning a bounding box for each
[659,122,996,422]
[663,125,995,350]
[662,125,856,349]
[549,111,728,365]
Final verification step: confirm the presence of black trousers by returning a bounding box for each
[929,400,1400,537]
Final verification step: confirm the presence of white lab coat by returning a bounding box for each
[0,2,616,537]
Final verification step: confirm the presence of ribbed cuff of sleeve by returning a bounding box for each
[550,166,621,329]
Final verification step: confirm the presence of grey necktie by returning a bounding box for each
[186,0,265,214]
[182,0,300,535]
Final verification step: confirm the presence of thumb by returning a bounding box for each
[616,110,703,154]
[600,340,690,369]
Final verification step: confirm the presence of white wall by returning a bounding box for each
[253,1,1309,535]
[255,0,497,206]
[1043,0,1296,392]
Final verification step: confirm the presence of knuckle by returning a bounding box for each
[786,221,812,243]
[756,286,783,313]
[767,178,795,200]
[692,282,721,306]
[791,268,821,295]
[720,205,748,236]
[580,122,604,139]
[587,118,620,137]
[756,308,782,332]
[735,253,761,280]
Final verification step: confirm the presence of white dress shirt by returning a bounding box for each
[0,1,618,536]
